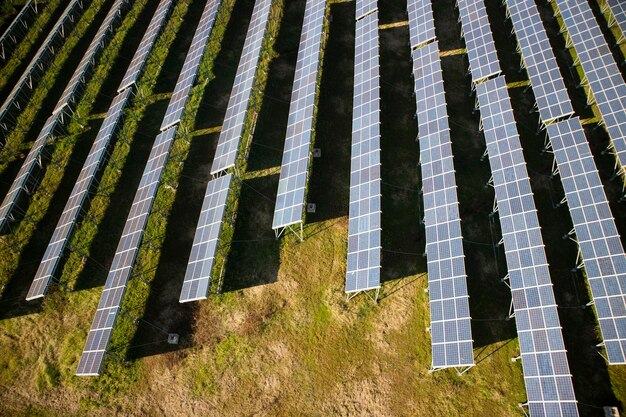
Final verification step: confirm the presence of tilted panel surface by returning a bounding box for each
[346,11,382,293]
[477,76,578,417]
[547,118,626,364]
[456,0,501,82]
[554,0,626,172]
[210,0,273,175]
[272,0,326,229]
[412,41,474,369]
[180,173,233,302]
[406,0,436,49]
[506,0,573,123]
[117,0,174,92]
[160,0,221,130]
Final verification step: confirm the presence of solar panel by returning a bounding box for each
[604,0,626,42]
[411,40,474,370]
[355,0,377,21]
[76,125,178,376]
[476,76,578,417]
[180,173,232,303]
[117,0,174,93]
[554,0,626,174]
[0,0,38,59]
[272,0,326,230]
[0,114,59,232]
[210,0,273,175]
[406,0,436,49]
[346,11,381,294]
[26,89,132,300]
[160,0,221,130]
[505,0,574,124]
[547,118,626,365]
[0,0,85,132]
[53,0,128,115]
[456,0,501,82]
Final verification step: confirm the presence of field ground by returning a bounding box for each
[0,0,624,416]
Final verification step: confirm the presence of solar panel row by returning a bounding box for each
[411,40,474,370]
[406,0,436,49]
[118,0,174,93]
[0,0,38,59]
[160,0,221,130]
[603,0,626,43]
[183,0,274,303]
[505,0,573,124]
[547,118,626,365]
[476,76,578,417]
[0,0,85,134]
[272,0,326,231]
[0,114,59,232]
[53,0,129,115]
[346,9,382,295]
[76,125,178,375]
[78,0,226,375]
[456,0,501,83]
[180,173,232,302]
[553,0,626,175]
[27,89,133,300]
[211,0,273,175]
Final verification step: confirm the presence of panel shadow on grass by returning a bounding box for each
[125,132,220,360]
[379,23,423,284]
[222,174,281,292]
[306,1,354,224]
[71,99,169,291]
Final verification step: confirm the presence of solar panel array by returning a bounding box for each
[210,0,273,175]
[505,0,573,124]
[26,89,133,300]
[547,118,626,365]
[272,0,326,231]
[160,0,220,130]
[456,0,501,83]
[0,115,58,232]
[180,173,232,303]
[411,40,474,369]
[604,0,626,42]
[0,0,85,132]
[53,0,128,115]
[0,0,38,59]
[117,0,174,93]
[76,125,178,376]
[406,0,436,49]
[346,9,382,294]
[554,0,626,174]
[476,77,578,417]
[78,0,226,374]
